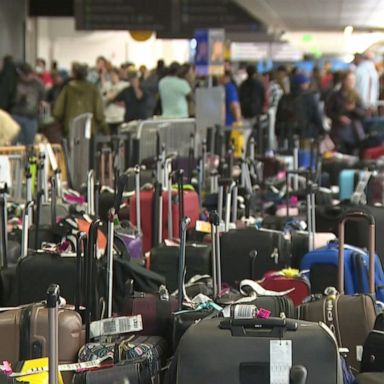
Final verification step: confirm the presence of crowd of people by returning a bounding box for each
[0,52,382,155]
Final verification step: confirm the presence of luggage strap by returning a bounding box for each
[6,356,111,378]
[238,279,294,303]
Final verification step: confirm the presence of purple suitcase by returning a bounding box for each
[113,168,143,263]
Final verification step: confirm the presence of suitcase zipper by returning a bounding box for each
[19,305,34,360]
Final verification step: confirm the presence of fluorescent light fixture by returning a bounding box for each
[344,25,354,35]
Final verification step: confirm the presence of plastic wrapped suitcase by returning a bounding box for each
[171,317,342,384]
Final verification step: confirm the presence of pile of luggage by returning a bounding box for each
[0,117,384,384]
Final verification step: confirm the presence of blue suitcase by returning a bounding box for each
[300,241,384,301]
[339,169,360,200]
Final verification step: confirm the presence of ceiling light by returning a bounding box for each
[344,25,354,35]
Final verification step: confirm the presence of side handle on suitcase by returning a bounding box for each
[219,317,298,337]
[338,210,376,295]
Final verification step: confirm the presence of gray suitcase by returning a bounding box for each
[174,317,342,384]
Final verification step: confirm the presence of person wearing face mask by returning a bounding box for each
[35,58,53,89]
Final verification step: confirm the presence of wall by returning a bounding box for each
[32,17,191,70]
[0,0,27,61]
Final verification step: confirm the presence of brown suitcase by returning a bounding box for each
[0,232,86,368]
[298,210,377,371]
[0,304,83,365]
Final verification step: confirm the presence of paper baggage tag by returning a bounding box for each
[195,220,211,233]
[85,118,91,139]
[270,340,292,384]
[195,220,225,233]
[0,156,12,187]
[90,315,143,339]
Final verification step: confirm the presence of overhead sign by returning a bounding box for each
[271,43,303,61]
[195,29,225,76]
[230,42,270,61]
[74,0,172,31]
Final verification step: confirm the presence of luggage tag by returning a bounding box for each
[90,315,143,339]
[270,340,292,384]
[195,220,225,233]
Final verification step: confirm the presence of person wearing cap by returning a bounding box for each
[275,72,324,149]
[10,62,45,145]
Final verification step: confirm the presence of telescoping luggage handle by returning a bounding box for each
[47,283,60,384]
[178,216,191,311]
[21,200,34,259]
[338,210,376,295]
[85,218,101,342]
[209,211,221,299]
[75,231,87,313]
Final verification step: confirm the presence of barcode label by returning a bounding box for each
[90,315,143,338]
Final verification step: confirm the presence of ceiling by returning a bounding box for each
[235,0,384,33]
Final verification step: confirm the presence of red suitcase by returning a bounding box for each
[361,146,384,160]
[130,188,199,253]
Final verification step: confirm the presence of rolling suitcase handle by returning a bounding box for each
[86,170,95,216]
[225,181,236,232]
[50,175,57,229]
[106,208,115,318]
[85,218,101,341]
[47,283,60,384]
[209,211,221,299]
[0,188,8,269]
[21,200,34,258]
[178,216,191,311]
[75,231,87,313]
[25,168,33,221]
[34,189,45,249]
[113,173,129,214]
[338,211,376,295]
[285,169,310,217]
[134,165,142,235]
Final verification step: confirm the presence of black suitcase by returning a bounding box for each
[150,243,211,293]
[360,330,384,373]
[355,373,384,384]
[172,317,342,384]
[150,169,211,292]
[220,227,291,286]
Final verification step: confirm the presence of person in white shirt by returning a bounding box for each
[354,53,379,110]
[158,62,192,118]
[102,67,129,133]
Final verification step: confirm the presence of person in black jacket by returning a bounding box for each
[239,65,265,120]
[0,55,17,112]
[325,70,366,155]
[275,73,324,149]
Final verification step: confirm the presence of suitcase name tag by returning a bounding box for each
[90,315,143,339]
[195,220,225,233]
[270,340,292,384]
